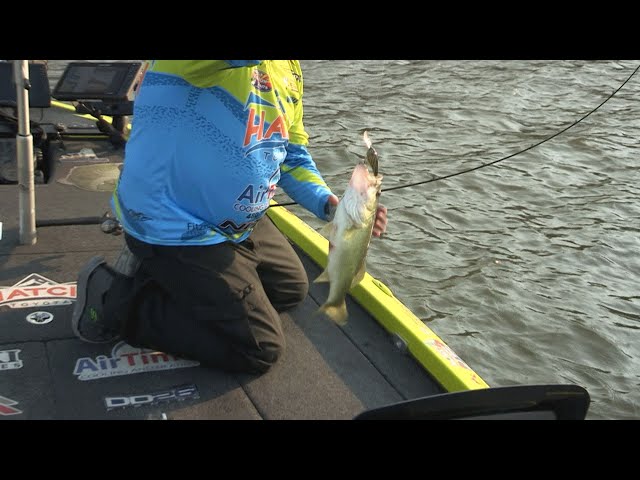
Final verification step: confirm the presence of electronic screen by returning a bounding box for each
[0,61,51,108]
[52,62,144,101]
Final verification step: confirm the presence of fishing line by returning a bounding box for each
[382,63,639,193]
[272,62,639,207]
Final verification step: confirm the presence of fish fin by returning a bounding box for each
[319,221,335,239]
[317,301,348,326]
[313,269,331,283]
[350,259,367,289]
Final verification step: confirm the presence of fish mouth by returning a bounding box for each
[362,131,379,176]
[365,146,379,176]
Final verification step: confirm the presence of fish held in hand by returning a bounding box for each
[314,138,383,325]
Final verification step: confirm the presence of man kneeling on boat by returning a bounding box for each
[71,60,388,374]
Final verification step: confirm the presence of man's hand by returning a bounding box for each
[372,204,387,238]
[325,194,388,238]
[325,194,339,221]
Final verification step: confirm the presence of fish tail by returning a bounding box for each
[317,301,349,326]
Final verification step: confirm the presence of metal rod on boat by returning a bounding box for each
[14,60,36,245]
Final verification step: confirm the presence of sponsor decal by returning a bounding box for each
[26,311,54,325]
[218,218,256,234]
[251,69,272,92]
[243,107,288,148]
[425,338,471,370]
[104,384,200,411]
[0,349,23,371]
[73,341,199,381]
[235,183,276,213]
[284,73,299,93]
[233,169,279,218]
[0,273,76,310]
[127,208,152,222]
[181,221,217,241]
[470,373,484,386]
[0,395,22,416]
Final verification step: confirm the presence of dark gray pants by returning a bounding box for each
[104,216,309,374]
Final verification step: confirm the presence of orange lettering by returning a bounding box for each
[150,352,170,363]
[121,353,138,366]
[264,115,288,140]
[243,108,266,146]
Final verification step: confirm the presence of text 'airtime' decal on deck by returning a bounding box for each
[73,341,200,381]
[0,274,76,310]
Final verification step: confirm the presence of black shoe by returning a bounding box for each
[72,256,121,343]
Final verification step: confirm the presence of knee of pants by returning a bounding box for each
[246,338,285,374]
[290,277,309,305]
[272,277,309,312]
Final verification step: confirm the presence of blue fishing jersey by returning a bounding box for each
[112,60,333,245]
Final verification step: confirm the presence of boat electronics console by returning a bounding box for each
[52,62,144,104]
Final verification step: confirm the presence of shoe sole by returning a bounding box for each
[71,255,113,344]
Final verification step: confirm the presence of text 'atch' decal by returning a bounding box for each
[0,274,76,310]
